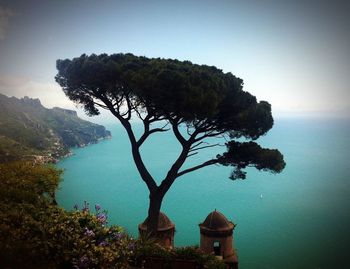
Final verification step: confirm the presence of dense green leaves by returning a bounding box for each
[0,162,134,269]
[56,53,273,139]
[218,141,286,179]
[0,161,62,204]
[134,243,227,269]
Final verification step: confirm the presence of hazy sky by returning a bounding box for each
[0,0,349,120]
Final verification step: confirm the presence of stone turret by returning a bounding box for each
[199,210,238,268]
[138,212,175,249]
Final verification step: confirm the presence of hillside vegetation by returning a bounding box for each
[0,161,134,269]
[0,94,111,163]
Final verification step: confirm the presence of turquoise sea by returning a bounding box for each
[57,118,350,269]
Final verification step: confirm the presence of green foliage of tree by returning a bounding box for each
[0,161,62,205]
[55,53,286,234]
[0,162,133,269]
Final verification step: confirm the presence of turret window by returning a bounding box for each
[213,241,221,256]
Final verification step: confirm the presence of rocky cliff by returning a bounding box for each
[0,93,111,163]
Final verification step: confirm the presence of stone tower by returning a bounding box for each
[138,212,175,249]
[199,210,238,268]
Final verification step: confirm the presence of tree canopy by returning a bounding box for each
[55,53,285,232]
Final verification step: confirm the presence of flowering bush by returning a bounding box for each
[0,162,134,269]
[46,202,135,269]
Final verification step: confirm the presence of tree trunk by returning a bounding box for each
[146,191,164,235]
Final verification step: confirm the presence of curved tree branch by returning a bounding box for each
[100,95,158,193]
[177,159,220,178]
[170,120,187,146]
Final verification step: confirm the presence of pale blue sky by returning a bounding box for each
[0,0,349,120]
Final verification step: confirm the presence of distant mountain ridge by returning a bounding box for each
[0,93,111,163]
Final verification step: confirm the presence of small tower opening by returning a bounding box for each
[213,241,221,256]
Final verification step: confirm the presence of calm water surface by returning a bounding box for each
[57,118,350,269]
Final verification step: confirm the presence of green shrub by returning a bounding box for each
[0,162,134,269]
[133,240,226,269]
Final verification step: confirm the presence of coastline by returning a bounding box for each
[34,134,112,164]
